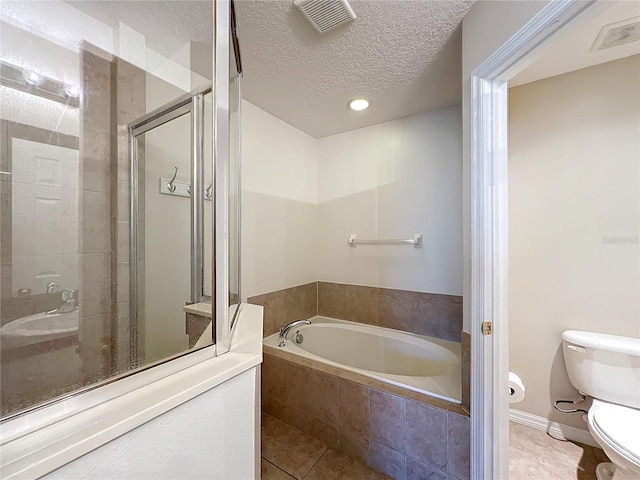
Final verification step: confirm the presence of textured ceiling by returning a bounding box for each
[511,1,640,87]
[64,1,212,60]
[236,0,474,138]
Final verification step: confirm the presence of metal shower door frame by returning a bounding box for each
[128,85,211,369]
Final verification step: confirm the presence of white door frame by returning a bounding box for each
[468,1,600,478]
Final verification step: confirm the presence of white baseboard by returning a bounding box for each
[509,409,599,448]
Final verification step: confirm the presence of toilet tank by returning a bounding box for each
[562,330,640,409]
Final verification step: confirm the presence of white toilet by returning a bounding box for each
[562,330,640,480]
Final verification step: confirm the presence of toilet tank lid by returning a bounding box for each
[562,330,640,357]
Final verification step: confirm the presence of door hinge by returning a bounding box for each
[481,321,492,335]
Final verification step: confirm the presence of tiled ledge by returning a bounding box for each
[318,282,463,342]
[248,281,463,343]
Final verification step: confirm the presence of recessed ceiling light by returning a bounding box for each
[348,98,369,111]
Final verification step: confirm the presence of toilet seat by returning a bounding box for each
[589,400,640,466]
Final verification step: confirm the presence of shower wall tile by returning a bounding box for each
[78,313,111,383]
[317,282,462,342]
[116,262,129,304]
[81,49,111,195]
[79,253,111,317]
[248,282,317,337]
[116,301,130,371]
[79,46,113,384]
[117,221,129,261]
[80,191,110,254]
[116,180,130,223]
[81,126,111,194]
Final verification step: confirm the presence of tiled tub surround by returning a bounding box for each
[248,282,317,337]
[248,281,463,343]
[318,282,463,342]
[263,348,470,480]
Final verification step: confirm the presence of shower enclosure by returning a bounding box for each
[0,0,241,419]
[128,87,214,367]
[128,76,241,366]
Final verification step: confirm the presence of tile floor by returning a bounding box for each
[509,422,609,480]
[262,414,391,480]
[262,414,610,480]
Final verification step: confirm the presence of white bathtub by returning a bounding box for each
[263,316,461,403]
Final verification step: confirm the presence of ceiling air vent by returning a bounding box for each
[591,16,640,51]
[294,0,356,34]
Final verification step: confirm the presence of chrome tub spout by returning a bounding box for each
[278,319,312,347]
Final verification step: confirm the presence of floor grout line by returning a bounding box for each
[301,445,328,479]
[262,457,296,479]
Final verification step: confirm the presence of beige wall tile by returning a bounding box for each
[405,400,447,471]
[370,441,406,480]
[318,282,462,342]
[339,379,370,437]
[447,413,470,480]
[80,191,110,254]
[263,353,288,405]
[79,254,111,317]
[248,282,317,337]
[406,457,448,480]
[286,362,338,424]
[370,390,406,454]
[338,426,370,466]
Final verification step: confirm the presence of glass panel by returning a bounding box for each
[136,111,192,365]
[0,0,217,418]
[229,61,241,315]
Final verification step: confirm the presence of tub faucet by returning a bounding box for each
[46,289,78,315]
[278,319,312,347]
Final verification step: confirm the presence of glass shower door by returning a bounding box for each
[128,87,214,369]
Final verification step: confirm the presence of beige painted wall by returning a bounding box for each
[508,56,640,430]
[317,107,463,295]
[461,0,551,331]
[241,103,464,299]
[241,100,318,299]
